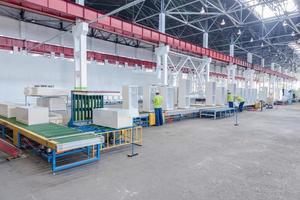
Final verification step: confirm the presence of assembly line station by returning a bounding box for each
[0,0,300,199]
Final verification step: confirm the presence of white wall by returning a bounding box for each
[0,51,159,103]
[0,15,160,103]
[0,15,154,61]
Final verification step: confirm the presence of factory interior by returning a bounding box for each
[0,0,300,200]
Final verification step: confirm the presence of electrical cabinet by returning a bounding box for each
[142,86,157,112]
[205,81,217,105]
[159,86,175,111]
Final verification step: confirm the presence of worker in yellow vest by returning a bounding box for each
[227,91,234,108]
[236,96,245,112]
[153,92,164,126]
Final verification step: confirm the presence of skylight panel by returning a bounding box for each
[242,0,298,20]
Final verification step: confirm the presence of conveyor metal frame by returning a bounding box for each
[0,117,101,172]
[199,108,235,120]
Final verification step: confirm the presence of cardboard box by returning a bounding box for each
[16,106,49,125]
[0,102,18,118]
[93,108,133,129]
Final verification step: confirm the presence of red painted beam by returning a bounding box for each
[0,36,156,69]
[0,0,295,80]
[209,72,245,80]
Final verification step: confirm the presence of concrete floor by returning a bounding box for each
[0,104,300,200]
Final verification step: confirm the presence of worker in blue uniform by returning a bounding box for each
[236,96,245,112]
[153,92,164,126]
[227,91,234,108]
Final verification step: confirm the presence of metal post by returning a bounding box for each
[17,132,21,148]
[128,127,138,157]
[96,144,100,160]
[52,150,56,172]
[234,108,239,126]
[87,146,90,158]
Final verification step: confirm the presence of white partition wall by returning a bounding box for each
[205,81,217,105]
[237,88,245,98]
[228,83,237,97]
[122,85,139,110]
[216,86,227,106]
[258,87,268,101]
[142,85,157,112]
[159,86,175,110]
[250,89,258,105]
[178,79,191,108]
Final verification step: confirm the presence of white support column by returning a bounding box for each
[19,21,26,40]
[269,75,275,99]
[163,51,168,85]
[206,59,210,82]
[227,65,237,84]
[203,32,208,48]
[229,44,234,57]
[229,43,235,85]
[244,69,254,89]
[247,53,253,64]
[72,20,89,90]
[156,52,162,80]
[159,0,165,33]
[271,63,275,70]
[155,45,170,85]
[261,58,265,68]
[228,35,236,85]
[159,13,166,33]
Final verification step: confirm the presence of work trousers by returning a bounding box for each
[239,102,245,112]
[154,108,163,126]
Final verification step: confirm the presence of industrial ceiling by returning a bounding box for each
[84,0,300,72]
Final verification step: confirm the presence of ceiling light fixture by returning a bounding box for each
[291,31,296,37]
[261,43,264,47]
[237,29,241,35]
[220,19,225,26]
[200,7,205,14]
[250,37,254,42]
[282,20,288,27]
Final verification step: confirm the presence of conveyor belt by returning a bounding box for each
[0,116,100,151]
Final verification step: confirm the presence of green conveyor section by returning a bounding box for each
[0,116,99,146]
